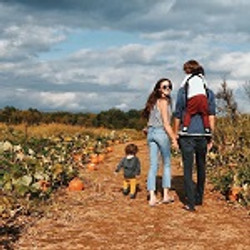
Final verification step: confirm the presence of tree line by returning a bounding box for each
[1,80,248,130]
[0,106,146,130]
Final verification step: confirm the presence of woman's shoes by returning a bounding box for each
[148,199,161,207]
[161,197,174,204]
[149,197,174,207]
[182,205,196,212]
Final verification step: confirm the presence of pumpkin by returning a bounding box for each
[73,153,82,162]
[97,154,105,163]
[229,186,242,201]
[88,146,94,151]
[68,177,84,191]
[90,154,99,164]
[87,163,97,171]
[231,186,242,196]
[106,147,113,153]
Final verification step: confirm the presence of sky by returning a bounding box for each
[0,0,250,113]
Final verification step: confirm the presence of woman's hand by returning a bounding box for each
[171,138,179,150]
[142,127,148,135]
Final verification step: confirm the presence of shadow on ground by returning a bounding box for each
[0,224,24,250]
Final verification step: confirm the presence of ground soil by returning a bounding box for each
[11,140,250,250]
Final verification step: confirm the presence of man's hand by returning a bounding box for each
[207,140,213,151]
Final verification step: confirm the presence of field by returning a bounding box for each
[1,120,250,249]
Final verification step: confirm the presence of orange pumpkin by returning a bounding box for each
[229,186,242,201]
[228,194,237,202]
[73,153,82,162]
[106,146,113,153]
[87,163,97,171]
[231,186,242,196]
[97,154,105,163]
[90,154,99,164]
[68,177,84,191]
[88,146,94,151]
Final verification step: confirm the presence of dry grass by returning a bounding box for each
[0,123,143,140]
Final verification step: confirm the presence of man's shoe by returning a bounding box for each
[182,205,196,212]
[195,200,203,206]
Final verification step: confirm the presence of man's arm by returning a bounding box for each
[207,89,216,150]
[173,88,184,137]
[173,117,181,136]
[209,115,215,132]
[208,89,216,132]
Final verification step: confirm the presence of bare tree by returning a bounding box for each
[216,80,238,122]
[243,80,250,101]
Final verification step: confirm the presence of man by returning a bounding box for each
[173,61,216,212]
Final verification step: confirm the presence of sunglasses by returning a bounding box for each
[162,85,172,90]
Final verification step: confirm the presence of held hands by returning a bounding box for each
[171,138,179,150]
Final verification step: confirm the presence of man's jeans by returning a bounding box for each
[179,136,208,208]
[147,127,171,191]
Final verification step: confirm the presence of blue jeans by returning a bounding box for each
[147,127,171,191]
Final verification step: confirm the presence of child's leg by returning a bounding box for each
[198,95,210,129]
[129,178,136,195]
[123,179,129,195]
[183,97,199,128]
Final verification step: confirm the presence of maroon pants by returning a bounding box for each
[183,95,210,128]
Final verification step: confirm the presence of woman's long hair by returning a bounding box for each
[142,78,172,120]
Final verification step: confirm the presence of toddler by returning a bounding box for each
[181,60,211,135]
[115,143,141,199]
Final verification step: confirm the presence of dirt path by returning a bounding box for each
[14,140,250,250]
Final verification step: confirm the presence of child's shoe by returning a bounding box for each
[204,128,212,136]
[130,193,136,199]
[179,126,188,135]
[182,127,188,132]
[123,188,129,195]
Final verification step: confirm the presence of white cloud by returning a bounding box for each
[115,103,128,110]
[208,52,250,80]
[39,92,77,108]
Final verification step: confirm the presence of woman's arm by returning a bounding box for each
[158,99,178,148]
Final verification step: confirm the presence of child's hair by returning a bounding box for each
[183,60,205,75]
[125,143,138,155]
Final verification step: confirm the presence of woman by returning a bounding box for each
[143,78,178,207]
